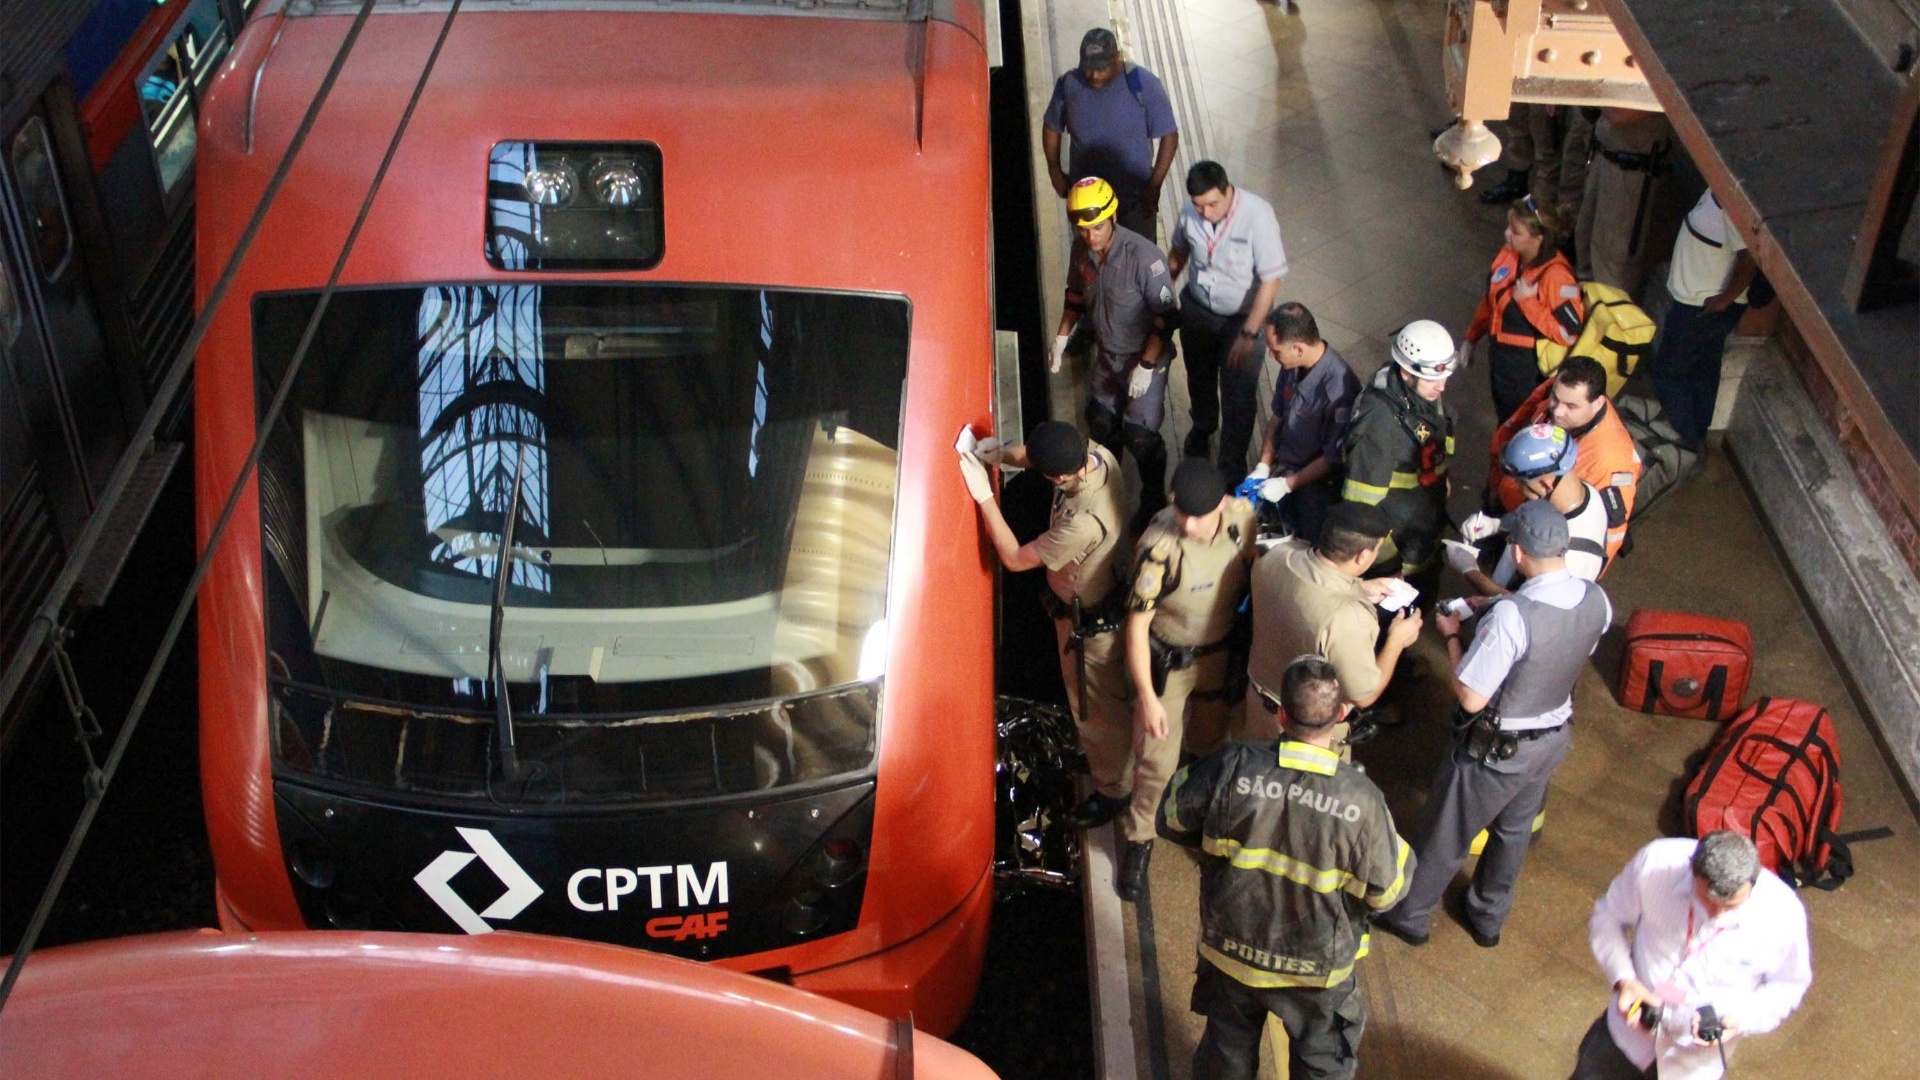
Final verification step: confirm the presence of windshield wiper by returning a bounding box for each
[486,443,530,780]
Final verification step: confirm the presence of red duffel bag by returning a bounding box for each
[1617,610,1752,720]
[1683,697,1852,888]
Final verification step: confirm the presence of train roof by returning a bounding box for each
[0,930,1000,1078]
[203,1,990,294]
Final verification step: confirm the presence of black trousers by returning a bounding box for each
[1179,304,1264,476]
[1567,1014,1657,1080]
[1488,339,1545,424]
[1191,962,1366,1080]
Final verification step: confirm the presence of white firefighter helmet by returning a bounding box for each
[1391,320,1458,380]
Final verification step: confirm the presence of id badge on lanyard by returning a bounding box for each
[1654,905,1727,1005]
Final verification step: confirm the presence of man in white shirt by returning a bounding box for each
[1649,191,1758,452]
[1167,160,1288,479]
[1574,832,1812,1080]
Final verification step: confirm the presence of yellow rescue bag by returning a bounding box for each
[1534,281,1656,398]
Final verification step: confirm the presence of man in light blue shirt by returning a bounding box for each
[1167,161,1288,480]
[1374,499,1611,949]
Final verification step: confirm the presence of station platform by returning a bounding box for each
[1016,1,1920,1077]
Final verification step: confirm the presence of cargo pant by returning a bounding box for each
[1056,619,1134,800]
[1125,649,1231,842]
[1191,961,1366,1080]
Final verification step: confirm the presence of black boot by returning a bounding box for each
[1068,792,1128,829]
[1478,168,1529,205]
[1117,839,1154,902]
[1123,422,1167,536]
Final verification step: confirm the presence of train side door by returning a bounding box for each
[0,220,68,670]
[2,107,130,537]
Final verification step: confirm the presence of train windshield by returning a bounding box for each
[253,284,908,805]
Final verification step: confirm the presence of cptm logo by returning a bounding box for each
[566,863,731,942]
[415,827,545,935]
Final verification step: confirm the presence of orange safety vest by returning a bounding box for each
[1467,247,1583,349]
[1489,381,1643,566]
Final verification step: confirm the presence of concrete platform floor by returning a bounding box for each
[1050,1,1920,1077]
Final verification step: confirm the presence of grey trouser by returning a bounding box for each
[1568,1014,1656,1080]
[1381,722,1571,936]
[1089,348,1169,430]
[1191,962,1366,1080]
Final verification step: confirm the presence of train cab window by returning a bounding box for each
[139,0,231,198]
[254,283,910,804]
[8,119,74,280]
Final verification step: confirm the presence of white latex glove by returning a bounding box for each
[1128,364,1154,399]
[1460,511,1501,543]
[1050,334,1070,374]
[1443,538,1481,576]
[1247,463,1272,481]
[957,451,994,503]
[1454,339,1474,372]
[974,436,1005,466]
[1260,476,1292,502]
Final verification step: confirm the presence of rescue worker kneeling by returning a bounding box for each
[1121,461,1259,901]
[1159,655,1414,1080]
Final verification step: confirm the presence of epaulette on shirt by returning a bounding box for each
[1130,535,1177,611]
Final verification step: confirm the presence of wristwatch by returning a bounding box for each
[1237,326,1260,340]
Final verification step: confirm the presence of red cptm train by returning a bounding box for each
[194,0,998,1032]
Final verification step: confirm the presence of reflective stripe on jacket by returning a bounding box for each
[1341,366,1453,568]
[1467,247,1583,349]
[1159,738,1414,989]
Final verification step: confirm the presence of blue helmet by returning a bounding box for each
[1502,423,1578,480]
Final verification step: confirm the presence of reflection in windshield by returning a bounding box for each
[417,285,551,594]
[254,283,910,801]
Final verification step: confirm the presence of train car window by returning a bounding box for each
[0,247,19,350]
[253,283,910,804]
[8,119,75,281]
[140,0,231,198]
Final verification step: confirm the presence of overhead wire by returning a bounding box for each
[0,0,469,1015]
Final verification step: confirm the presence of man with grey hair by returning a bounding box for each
[1159,655,1413,1080]
[1573,831,1813,1080]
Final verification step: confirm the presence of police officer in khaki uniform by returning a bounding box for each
[1574,108,1673,299]
[959,422,1134,828]
[1119,460,1259,901]
[1246,503,1421,751]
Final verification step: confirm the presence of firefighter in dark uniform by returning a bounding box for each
[1119,461,1259,901]
[1340,319,1459,603]
[957,422,1134,828]
[1159,654,1415,1080]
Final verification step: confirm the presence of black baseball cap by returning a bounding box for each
[1171,460,1227,515]
[1026,421,1089,478]
[1079,28,1120,74]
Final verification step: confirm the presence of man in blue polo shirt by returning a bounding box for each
[1247,303,1358,544]
[1168,160,1289,483]
[1042,27,1180,239]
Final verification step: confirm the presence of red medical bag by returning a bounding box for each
[1617,610,1752,721]
[1683,697,1851,888]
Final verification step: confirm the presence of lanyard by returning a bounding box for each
[1202,193,1240,264]
[1677,904,1731,976]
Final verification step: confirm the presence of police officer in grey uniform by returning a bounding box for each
[1056,176,1179,529]
[957,422,1135,828]
[1373,500,1611,948]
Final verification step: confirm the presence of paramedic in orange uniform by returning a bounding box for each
[1460,196,1585,422]
[1484,357,1642,564]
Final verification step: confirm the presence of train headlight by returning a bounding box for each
[523,163,577,207]
[589,158,644,207]
[487,141,664,271]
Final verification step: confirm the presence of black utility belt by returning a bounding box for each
[1598,146,1666,173]
[1043,589,1127,636]
[1147,631,1229,696]
[1250,679,1281,714]
[1454,708,1564,765]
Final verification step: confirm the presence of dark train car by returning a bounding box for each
[193,0,998,1034]
[0,0,245,743]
